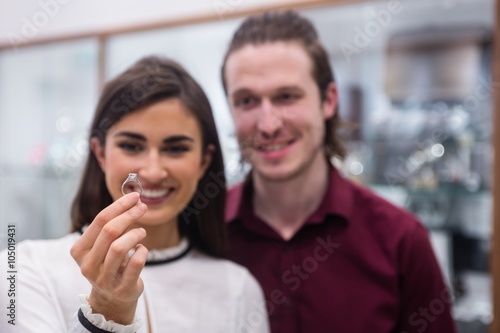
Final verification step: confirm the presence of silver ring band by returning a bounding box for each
[121,173,143,196]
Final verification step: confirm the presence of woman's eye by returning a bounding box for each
[164,146,189,154]
[118,142,142,152]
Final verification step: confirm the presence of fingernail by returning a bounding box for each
[128,192,140,201]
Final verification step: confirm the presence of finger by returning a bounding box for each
[85,192,143,246]
[73,199,146,267]
[117,244,140,270]
[73,192,142,253]
[87,204,147,266]
[107,244,148,303]
[120,244,148,288]
[102,228,147,278]
[119,251,131,271]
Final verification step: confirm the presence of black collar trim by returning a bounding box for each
[144,243,192,266]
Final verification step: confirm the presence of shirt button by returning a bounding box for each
[283,298,292,308]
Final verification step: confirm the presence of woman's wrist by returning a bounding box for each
[88,289,138,325]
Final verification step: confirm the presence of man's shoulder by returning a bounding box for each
[227,182,245,199]
[225,182,246,222]
[346,179,420,230]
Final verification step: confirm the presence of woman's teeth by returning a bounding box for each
[141,189,171,199]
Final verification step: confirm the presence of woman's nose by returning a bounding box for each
[138,151,168,183]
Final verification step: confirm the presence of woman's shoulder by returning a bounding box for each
[189,249,251,272]
[0,232,86,294]
[1,232,80,264]
[16,231,78,250]
[187,250,262,291]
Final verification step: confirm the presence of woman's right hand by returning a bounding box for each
[70,192,148,325]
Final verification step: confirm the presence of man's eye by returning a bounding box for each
[235,96,257,108]
[276,93,297,103]
[118,142,142,152]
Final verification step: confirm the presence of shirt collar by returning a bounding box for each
[226,165,354,225]
[145,237,191,265]
[307,165,353,223]
[79,226,192,265]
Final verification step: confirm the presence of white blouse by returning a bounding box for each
[0,232,270,333]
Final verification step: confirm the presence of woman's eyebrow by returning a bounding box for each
[113,132,194,143]
[113,131,146,141]
[163,135,194,144]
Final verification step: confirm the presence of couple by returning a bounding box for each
[0,11,456,333]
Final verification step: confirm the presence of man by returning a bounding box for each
[221,10,456,333]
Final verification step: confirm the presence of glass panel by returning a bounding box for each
[0,39,99,244]
[301,1,493,331]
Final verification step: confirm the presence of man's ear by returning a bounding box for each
[199,144,215,180]
[322,82,338,120]
[90,137,106,172]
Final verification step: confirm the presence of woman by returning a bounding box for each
[0,56,269,333]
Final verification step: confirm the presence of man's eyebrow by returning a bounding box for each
[232,86,303,97]
[277,85,303,91]
[231,88,254,97]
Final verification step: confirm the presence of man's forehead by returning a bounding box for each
[225,42,314,92]
[227,41,311,67]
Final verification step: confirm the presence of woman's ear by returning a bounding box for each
[90,137,106,172]
[199,144,215,180]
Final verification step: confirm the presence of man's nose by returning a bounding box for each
[256,100,283,139]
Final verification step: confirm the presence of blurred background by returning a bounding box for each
[0,0,494,331]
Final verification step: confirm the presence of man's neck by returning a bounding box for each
[252,154,330,241]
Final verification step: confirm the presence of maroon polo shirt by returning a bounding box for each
[226,167,456,333]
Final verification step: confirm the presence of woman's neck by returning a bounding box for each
[138,220,181,250]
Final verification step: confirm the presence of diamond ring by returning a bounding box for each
[121,173,143,196]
